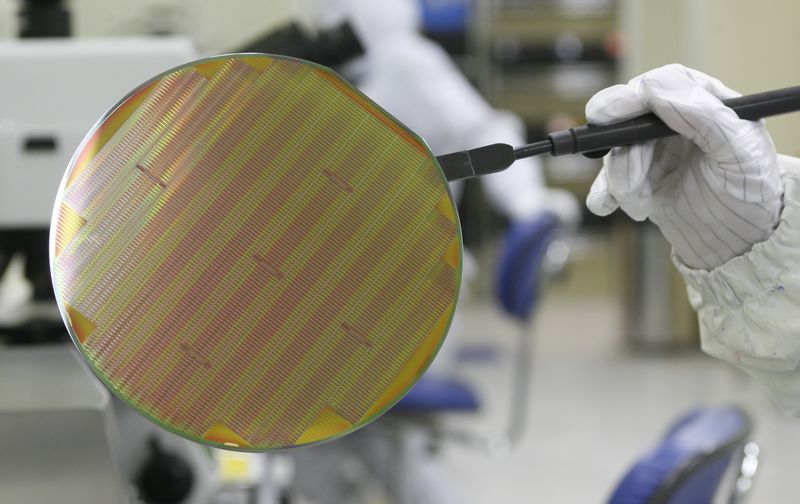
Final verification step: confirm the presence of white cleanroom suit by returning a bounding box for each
[587,63,800,418]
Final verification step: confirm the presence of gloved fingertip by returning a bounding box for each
[603,146,652,199]
[586,191,619,217]
[678,65,742,100]
[619,200,652,221]
[586,84,647,125]
[637,71,740,152]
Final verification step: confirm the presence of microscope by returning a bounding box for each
[0,3,195,343]
[0,3,365,502]
[0,1,210,503]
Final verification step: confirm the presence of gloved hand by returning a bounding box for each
[585,64,783,270]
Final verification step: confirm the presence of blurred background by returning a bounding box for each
[1,0,800,503]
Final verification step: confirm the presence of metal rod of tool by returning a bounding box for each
[437,84,800,182]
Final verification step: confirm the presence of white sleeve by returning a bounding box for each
[674,154,800,417]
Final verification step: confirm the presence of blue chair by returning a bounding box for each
[393,212,562,453]
[393,375,478,412]
[396,216,759,502]
[609,406,757,504]
[418,0,471,34]
[496,212,560,321]
[490,212,561,450]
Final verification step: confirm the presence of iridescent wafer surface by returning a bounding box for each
[50,54,461,451]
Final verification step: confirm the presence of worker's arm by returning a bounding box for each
[586,64,800,417]
[586,64,782,270]
[678,154,800,417]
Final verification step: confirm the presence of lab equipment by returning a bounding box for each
[0,38,196,342]
[0,38,196,229]
[436,81,800,181]
[51,53,461,451]
[0,34,240,504]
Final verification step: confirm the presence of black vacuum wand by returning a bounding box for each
[436,84,800,182]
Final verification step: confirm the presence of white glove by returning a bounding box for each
[585,64,783,270]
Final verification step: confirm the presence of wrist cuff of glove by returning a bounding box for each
[672,170,796,310]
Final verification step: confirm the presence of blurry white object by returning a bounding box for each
[0,0,16,39]
[292,422,465,504]
[585,64,782,270]
[313,0,579,225]
[0,345,126,503]
[214,450,293,504]
[0,37,195,228]
[0,255,32,323]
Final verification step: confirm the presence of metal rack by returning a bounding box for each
[469,0,619,194]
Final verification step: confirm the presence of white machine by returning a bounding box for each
[0,35,297,504]
[0,37,196,228]
[0,37,200,337]
[0,37,220,504]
